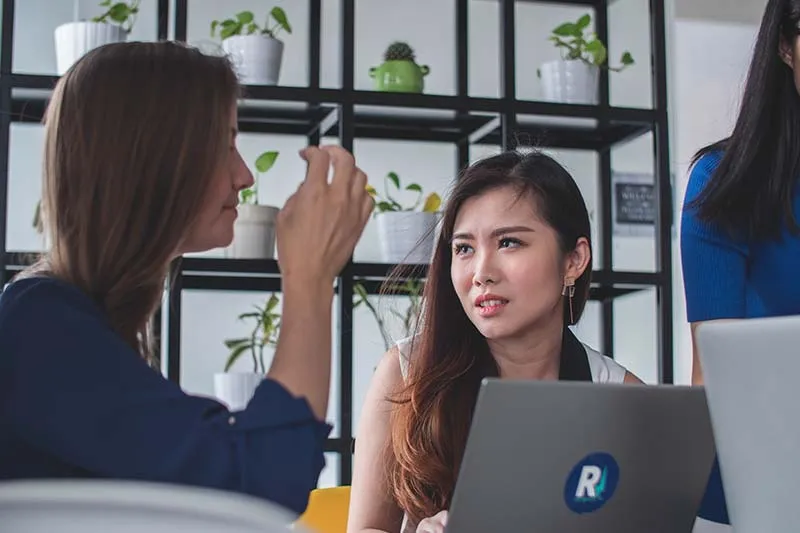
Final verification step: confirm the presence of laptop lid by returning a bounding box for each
[696,315,800,533]
[446,379,715,533]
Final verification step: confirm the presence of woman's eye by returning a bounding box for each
[499,237,521,248]
[453,243,472,255]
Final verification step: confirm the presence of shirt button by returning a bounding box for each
[228,416,236,425]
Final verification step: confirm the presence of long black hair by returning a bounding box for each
[689,0,800,241]
[387,150,593,523]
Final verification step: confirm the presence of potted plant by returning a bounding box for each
[354,279,424,351]
[211,7,291,86]
[54,0,139,75]
[538,13,634,105]
[369,41,430,93]
[366,171,441,264]
[226,150,280,259]
[214,293,280,411]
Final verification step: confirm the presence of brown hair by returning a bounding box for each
[387,150,593,522]
[23,41,239,364]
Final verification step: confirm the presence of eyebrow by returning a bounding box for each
[451,225,535,241]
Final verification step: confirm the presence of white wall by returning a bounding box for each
[4,0,756,494]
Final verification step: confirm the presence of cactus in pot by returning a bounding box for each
[369,41,430,93]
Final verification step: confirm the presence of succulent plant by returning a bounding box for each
[384,41,415,62]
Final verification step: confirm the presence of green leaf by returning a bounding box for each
[552,22,578,37]
[386,172,400,190]
[224,337,250,349]
[236,11,254,24]
[585,39,606,65]
[354,283,369,300]
[376,201,396,212]
[405,183,422,193]
[246,22,257,34]
[239,187,257,204]
[576,13,591,30]
[255,151,279,173]
[108,3,131,23]
[224,344,251,372]
[266,293,280,312]
[210,20,219,35]
[100,0,112,5]
[620,51,634,65]
[270,7,292,34]
[237,311,261,320]
[220,19,240,39]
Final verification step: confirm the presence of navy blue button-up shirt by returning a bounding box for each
[0,276,332,516]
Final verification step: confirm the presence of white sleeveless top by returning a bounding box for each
[395,335,627,383]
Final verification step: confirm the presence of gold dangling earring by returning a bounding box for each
[562,277,576,325]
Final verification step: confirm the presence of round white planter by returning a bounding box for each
[213,372,262,412]
[54,21,128,75]
[222,35,284,85]
[376,211,438,264]
[539,59,599,105]
[226,204,279,259]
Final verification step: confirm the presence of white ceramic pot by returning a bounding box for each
[213,372,262,412]
[376,211,438,264]
[222,35,284,85]
[227,204,279,259]
[539,59,599,105]
[54,21,128,75]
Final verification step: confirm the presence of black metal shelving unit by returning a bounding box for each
[0,0,673,486]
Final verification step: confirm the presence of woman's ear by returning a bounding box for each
[564,237,591,281]
[779,37,795,68]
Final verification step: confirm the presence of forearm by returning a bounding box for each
[268,278,334,420]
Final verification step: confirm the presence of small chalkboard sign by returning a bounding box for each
[612,172,662,237]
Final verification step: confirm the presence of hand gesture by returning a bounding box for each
[276,145,373,288]
[416,510,448,533]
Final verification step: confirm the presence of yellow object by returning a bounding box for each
[422,192,441,212]
[297,486,351,533]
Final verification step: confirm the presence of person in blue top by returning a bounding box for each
[680,0,800,525]
[0,41,373,516]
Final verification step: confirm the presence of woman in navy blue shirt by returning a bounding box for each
[681,0,800,525]
[0,41,373,516]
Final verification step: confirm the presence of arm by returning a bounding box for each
[347,348,406,533]
[267,278,334,420]
[680,154,749,385]
[0,279,330,515]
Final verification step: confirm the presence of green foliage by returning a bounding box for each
[548,13,634,71]
[240,150,279,205]
[223,294,281,374]
[92,0,140,33]
[32,200,42,233]
[366,171,441,215]
[353,279,424,351]
[384,41,415,62]
[210,7,292,40]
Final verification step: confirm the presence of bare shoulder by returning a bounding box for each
[623,371,645,384]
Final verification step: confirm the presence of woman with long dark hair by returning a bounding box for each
[680,0,800,525]
[347,150,642,533]
[0,41,373,516]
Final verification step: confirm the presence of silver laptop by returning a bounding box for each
[446,379,715,533]
[696,316,800,533]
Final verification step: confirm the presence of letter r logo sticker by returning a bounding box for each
[575,465,603,498]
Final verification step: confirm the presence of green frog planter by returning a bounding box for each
[369,41,430,93]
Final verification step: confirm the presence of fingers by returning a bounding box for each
[321,145,357,192]
[351,167,368,198]
[299,146,331,189]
